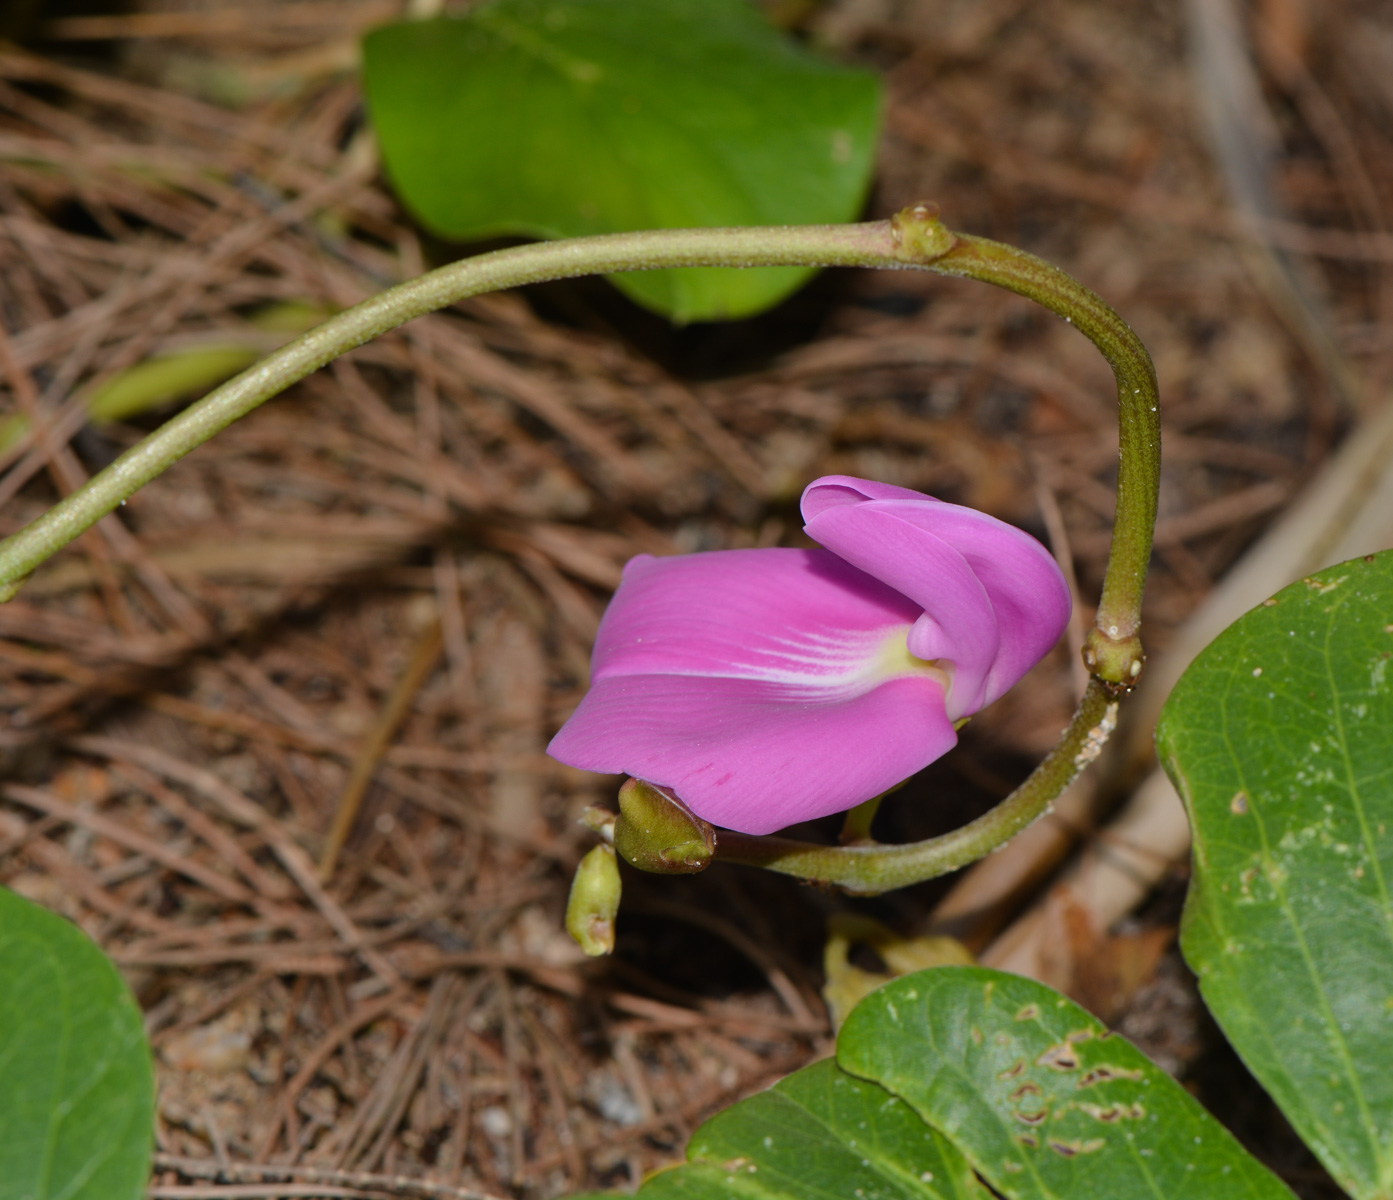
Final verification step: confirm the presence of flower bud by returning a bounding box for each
[565,843,621,957]
[613,778,716,874]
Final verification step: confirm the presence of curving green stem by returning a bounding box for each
[718,679,1116,895]
[0,221,899,601]
[0,205,1161,893]
[913,219,1159,685]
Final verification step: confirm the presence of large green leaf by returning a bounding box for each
[0,888,154,1200]
[362,0,882,322]
[570,1057,986,1199]
[838,967,1293,1200]
[1158,550,1393,1200]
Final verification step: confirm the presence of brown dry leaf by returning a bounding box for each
[822,913,973,1028]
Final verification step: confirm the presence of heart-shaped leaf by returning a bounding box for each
[362,0,882,322]
[1158,550,1393,1200]
[838,967,1293,1200]
[0,887,155,1200]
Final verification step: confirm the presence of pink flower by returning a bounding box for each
[548,477,1071,836]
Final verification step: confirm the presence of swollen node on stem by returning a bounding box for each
[1083,627,1147,690]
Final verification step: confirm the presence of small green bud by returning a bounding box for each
[565,843,621,957]
[613,778,716,875]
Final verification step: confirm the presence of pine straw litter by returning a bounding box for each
[2,0,1390,1195]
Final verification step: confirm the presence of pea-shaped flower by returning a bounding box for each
[548,476,1071,835]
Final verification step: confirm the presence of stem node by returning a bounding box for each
[889,202,958,263]
[1083,627,1147,690]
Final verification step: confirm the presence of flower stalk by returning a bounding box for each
[0,205,1160,893]
[717,680,1117,894]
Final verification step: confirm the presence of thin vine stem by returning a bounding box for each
[0,205,1161,893]
[718,679,1116,894]
[0,221,896,601]
[925,226,1159,684]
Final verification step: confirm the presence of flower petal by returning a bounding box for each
[547,673,956,834]
[801,474,940,518]
[802,478,1071,716]
[590,548,923,686]
[871,499,1072,705]
[548,545,958,833]
[802,503,999,715]
[548,479,1069,834]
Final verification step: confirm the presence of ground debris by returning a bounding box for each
[2,1,1382,1195]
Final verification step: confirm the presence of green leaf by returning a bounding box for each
[0,413,27,456]
[838,967,1293,1200]
[362,0,882,322]
[0,344,262,448]
[0,888,154,1200]
[1157,550,1393,1200]
[86,344,262,424]
[681,1058,987,1199]
[570,1057,986,1199]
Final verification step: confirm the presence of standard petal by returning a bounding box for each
[547,673,957,835]
[590,548,923,686]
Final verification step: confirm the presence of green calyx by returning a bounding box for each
[613,778,717,874]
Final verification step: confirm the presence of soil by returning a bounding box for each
[2,1,1388,1197]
